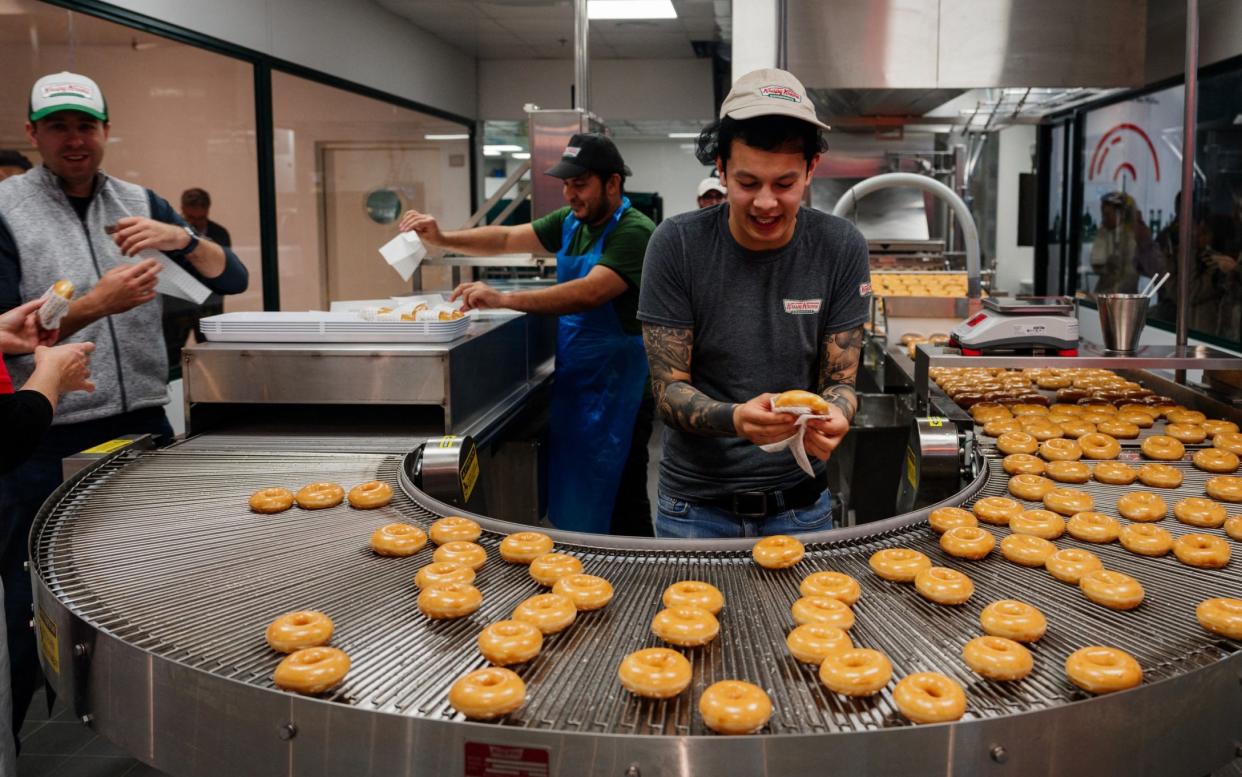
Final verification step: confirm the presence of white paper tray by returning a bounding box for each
[199,312,471,343]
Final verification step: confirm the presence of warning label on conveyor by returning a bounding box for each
[465,742,549,777]
[36,608,59,676]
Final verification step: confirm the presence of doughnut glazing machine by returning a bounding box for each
[29,355,1242,776]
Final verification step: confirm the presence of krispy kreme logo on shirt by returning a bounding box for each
[859,281,873,296]
[783,299,822,314]
[760,85,802,103]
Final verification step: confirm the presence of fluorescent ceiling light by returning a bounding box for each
[425,133,468,140]
[484,144,523,153]
[589,0,676,20]
[667,132,699,138]
[483,150,502,157]
[511,152,531,159]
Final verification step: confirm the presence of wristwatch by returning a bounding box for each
[175,225,200,257]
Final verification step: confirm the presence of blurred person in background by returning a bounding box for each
[1091,191,1139,294]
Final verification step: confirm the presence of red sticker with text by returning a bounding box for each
[465,742,550,777]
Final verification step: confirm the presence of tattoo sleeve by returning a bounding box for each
[818,324,864,422]
[642,323,737,437]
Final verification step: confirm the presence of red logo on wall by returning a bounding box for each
[1088,123,1161,186]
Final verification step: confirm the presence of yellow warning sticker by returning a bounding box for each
[905,448,918,490]
[459,446,480,502]
[928,418,944,428]
[36,609,59,676]
[439,435,458,448]
[81,438,134,455]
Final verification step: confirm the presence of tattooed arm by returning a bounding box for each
[817,325,864,422]
[642,323,797,443]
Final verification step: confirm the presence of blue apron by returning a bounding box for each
[547,197,649,533]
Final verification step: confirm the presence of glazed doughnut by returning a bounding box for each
[1079,569,1144,610]
[928,506,978,534]
[414,561,475,589]
[1065,646,1142,694]
[1009,474,1056,501]
[418,581,483,619]
[799,571,861,606]
[1000,534,1056,567]
[618,648,692,698]
[1140,435,1185,461]
[1010,509,1066,539]
[970,402,1011,423]
[1078,433,1121,460]
[433,541,487,571]
[499,531,554,564]
[773,389,831,415]
[869,548,932,581]
[348,480,393,509]
[1165,423,1207,444]
[1167,409,1207,425]
[1205,476,1242,503]
[1011,403,1049,417]
[983,418,1024,437]
[1137,463,1183,489]
[1117,410,1155,428]
[1081,411,1114,426]
[478,620,543,666]
[295,482,345,509]
[651,606,720,647]
[962,636,1033,681]
[996,432,1038,455]
[1057,419,1098,439]
[1193,449,1240,473]
[1118,524,1173,557]
[940,526,995,560]
[751,535,805,569]
[980,600,1047,642]
[1022,421,1064,442]
[972,496,1022,526]
[1196,598,1242,640]
[914,566,974,605]
[791,595,856,628]
[1037,373,1072,389]
[529,552,583,586]
[893,673,967,724]
[698,680,772,735]
[1174,497,1227,528]
[1001,453,1046,475]
[1214,431,1242,455]
[513,593,577,634]
[429,516,482,545]
[448,667,525,720]
[369,523,428,556]
[819,648,893,697]
[1046,460,1091,484]
[1045,548,1103,584]
[552,574,614,611]
[1040,438,1084,463]
[1042,488,1093,516]
[1226,515,1242,541]
[1093,461,1138,485]
[1117,491,1167,522]
[266,610,333,653]
[1066,512,1120,543]
[249,487,294,514]
[273,647,350,695]
[1203,420,1240,439]
[664,580,726,614]
[1173,533,1231,568]
[1050,403,1085,416]
[1096,419,1139,439]
[786,624,852,664]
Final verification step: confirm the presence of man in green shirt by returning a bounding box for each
[398,134,656,536]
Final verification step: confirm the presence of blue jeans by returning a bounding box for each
[655,488,833,538]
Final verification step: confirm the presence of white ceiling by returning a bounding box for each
[374,0,730,60]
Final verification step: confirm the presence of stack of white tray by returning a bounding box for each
[198,311,471,344]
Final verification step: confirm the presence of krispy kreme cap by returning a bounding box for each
[697,177,726,197]
[29,72,108,122]
[719,68,829,130]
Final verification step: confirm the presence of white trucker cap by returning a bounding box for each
[697,177,727,197]
[29,72,108,122]
[719,68,829,130]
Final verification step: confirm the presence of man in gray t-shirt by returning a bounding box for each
[637,67,872,539]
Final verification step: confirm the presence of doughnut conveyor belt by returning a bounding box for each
[29,446,1242,777]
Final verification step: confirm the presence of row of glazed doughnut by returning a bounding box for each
[249,481,393,512]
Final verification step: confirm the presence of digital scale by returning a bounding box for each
[949,297,1079,355]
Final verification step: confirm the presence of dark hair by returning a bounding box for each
[695,115,827,170]
[0,150,32,171]
[181,187,211,208]
[593,170,625,195]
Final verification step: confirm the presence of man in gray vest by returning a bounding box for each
[0,71,248,742]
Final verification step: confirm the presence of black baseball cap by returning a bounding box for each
[544,133,631,179]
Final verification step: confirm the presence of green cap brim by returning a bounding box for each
[29,104,108,122]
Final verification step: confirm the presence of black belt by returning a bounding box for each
[702,474,827,518]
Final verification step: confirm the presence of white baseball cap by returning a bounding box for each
[29,72,108,122]
[697,177,726,197]
[719,68,829,130]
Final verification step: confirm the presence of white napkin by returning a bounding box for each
[758,407,832,478]
[142,250,212,304]
[379,232,427,282]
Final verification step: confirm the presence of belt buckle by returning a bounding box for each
[731,491,768,517]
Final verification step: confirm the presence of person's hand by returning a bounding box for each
[397,209,445,246]
[0,298,58,354]
[1210,252,1239,273]
[450,281,503,311]
[733,393,798,445]
[804,409,850,461]
[33,341,95,394]
[87,260,161,315]
[110,217,191,257]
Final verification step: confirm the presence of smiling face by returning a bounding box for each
[561,171,621,226]
[26,110,108,196]
[719,139,818,252]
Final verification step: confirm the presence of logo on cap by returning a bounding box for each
[759,85,802,103]
[40,83,93,100]
[563,146,581,158]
